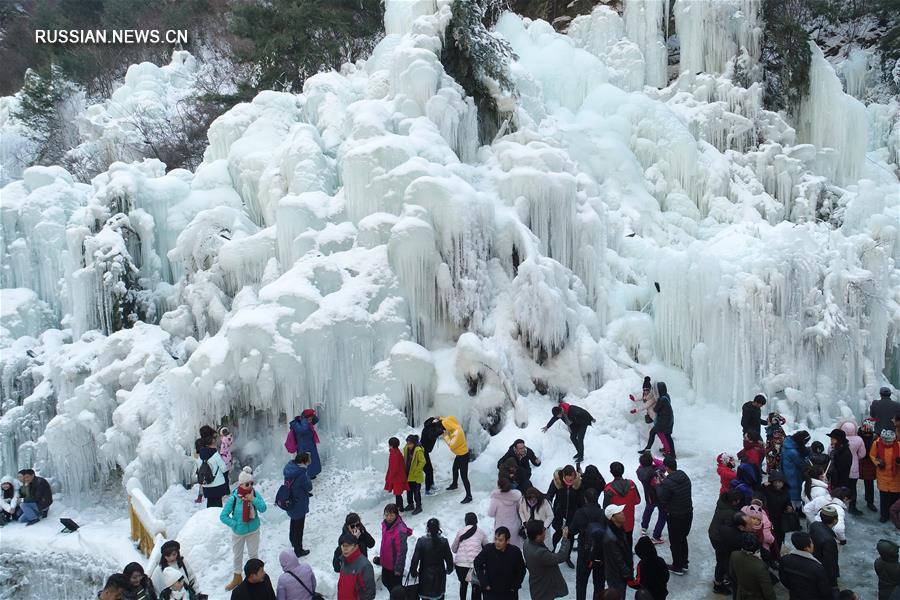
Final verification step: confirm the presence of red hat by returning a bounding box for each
[301,408,316,418]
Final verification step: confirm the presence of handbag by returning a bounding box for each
[287,570,324,600]
[780,511,801,533]
[403,572,419,600]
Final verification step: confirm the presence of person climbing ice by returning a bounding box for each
[542,400,596,463]
[285,408,321,479]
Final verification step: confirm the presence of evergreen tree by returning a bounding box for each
[442,0,518,144]
[759,0,812,113]
[13,67,77,165]
[229,0,383,93]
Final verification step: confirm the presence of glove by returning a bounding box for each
[373,556,381,566]
[839,540,847,546]
[629,394,636,401]
[630,409,637,414]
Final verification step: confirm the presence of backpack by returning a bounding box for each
[275,478,295,510]
[197,458,216,486]
[284,426,298,454]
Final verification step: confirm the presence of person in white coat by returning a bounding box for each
[802,487,850,543]
[838,420,868,515]
[451,513,488,600]
[517,487,554,548]
[0,475,20,525]
[801,466,830,505]
[488,477,524,549]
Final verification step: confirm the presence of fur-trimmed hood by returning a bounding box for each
[552,469,582,490]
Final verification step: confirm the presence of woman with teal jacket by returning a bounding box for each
[220,467,267,591]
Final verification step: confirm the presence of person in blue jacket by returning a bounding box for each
[781,430,810,510]
[221,467,268,591]
[283,452,313,558]
[289,409,321,479]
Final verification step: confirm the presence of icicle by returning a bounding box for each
[623,0,668,88]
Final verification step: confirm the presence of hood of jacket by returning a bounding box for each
[491,489,521,506]
[736,463,759,486]
[656,381,668,397]
[839,421,859,438]
[608,478,632,497]
[634,536,658,561]
[283,461,307,479]
[552,469,582,490]
[279,549,300,572]
[0,476,13,486]
[877,539,899,561]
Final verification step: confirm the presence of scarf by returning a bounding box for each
[238,485,254,523]
[301,412,320,444]
[875,440,899,475]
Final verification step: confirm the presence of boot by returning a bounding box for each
[867,502,878,512]
[848,502,863,516]
[225,573,242,591]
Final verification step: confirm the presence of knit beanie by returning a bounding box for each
[238,466,254,485]
[642,377,652,391]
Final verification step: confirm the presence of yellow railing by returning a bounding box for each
[126,480,166,557]
[128,496,160,556]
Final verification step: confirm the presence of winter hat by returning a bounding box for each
[301,408,316,418]
[162,567,184,588]
[819,505,838,519]
[740,532,761,553]
[642,377,652,391]
[882,429,897,443]
[238,466,254,485]
[219,426,230,436]
[339,532,359,547]
[604,504,625,519]
[792,430,811,445]
[767,471,785,484]
[876,539,899,561]
[881,386,892,397]
[827,429,847,443]
[861,418,877,433]
[717,452,736,468]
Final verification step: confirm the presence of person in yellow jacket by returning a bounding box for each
[439,416,473,504]
[404,434,426,514]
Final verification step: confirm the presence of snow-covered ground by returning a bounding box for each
[0,400,886,599]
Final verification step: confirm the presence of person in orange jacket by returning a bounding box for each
[439,416,473,504]
[871,428,900,523]
[384,437,410,510]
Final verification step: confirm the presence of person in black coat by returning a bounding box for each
[122,562,157,600]
[496,440,542,492]
[629,536,669,600]
[542,402,595,462]
[870,387,900,435]
[579,464,607,498]
[545,465,584,552]
[332,513,377,572]
[474,526,527,599]
[16,469,52,520]
[778,531,833,600]
[656,457,692,574]
[711,512,752,594]
[760,471,793,555]
[231,559,275,600]
[809,508,840,598]
[410,518,454,599]
[826,429,853,490]
[569,488,607,600]
[421,417,444,494]
[602,505,633,592]
[741,395,768,438]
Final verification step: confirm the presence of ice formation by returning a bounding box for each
[0,0,897,511]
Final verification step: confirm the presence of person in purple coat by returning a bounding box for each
[276,549,317,600]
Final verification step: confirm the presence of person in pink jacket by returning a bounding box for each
[741,498,775,553]
[219,426,234,482]
[488,477,524,548]
[377,503,412,593]
[839,420,868,515]
[451,513,488,600]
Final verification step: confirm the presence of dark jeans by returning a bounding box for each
[864,479,875,505]
[713,544,730,583]
[395,494,404,509]
[290,517,305,555]
[575,546,605,600]
[455,565,481,600]
[571,422,588,458]
[452,453,472,497]
[206,494,223,508]
[667,512,692,569]
[406,483,422,509]
[846,478,858,509]
[640,502,667,539]
[382,570,402,592]
[424,451,434,492]
[880,491,900,521]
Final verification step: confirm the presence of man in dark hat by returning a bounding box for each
[827,428,852,491]
[871,387,900,435]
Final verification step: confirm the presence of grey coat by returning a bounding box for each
[523,537,572,600]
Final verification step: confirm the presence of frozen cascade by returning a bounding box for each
[798,43,869,185]
[623,0,668,88]
[0,0,897,510]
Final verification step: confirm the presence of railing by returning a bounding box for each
[126,478,166,557]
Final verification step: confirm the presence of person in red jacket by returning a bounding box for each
[717,452,737,495]
[338,533,377,600]
[384,437,409,510]
[603,461,642,564]
[737,431,766,478]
